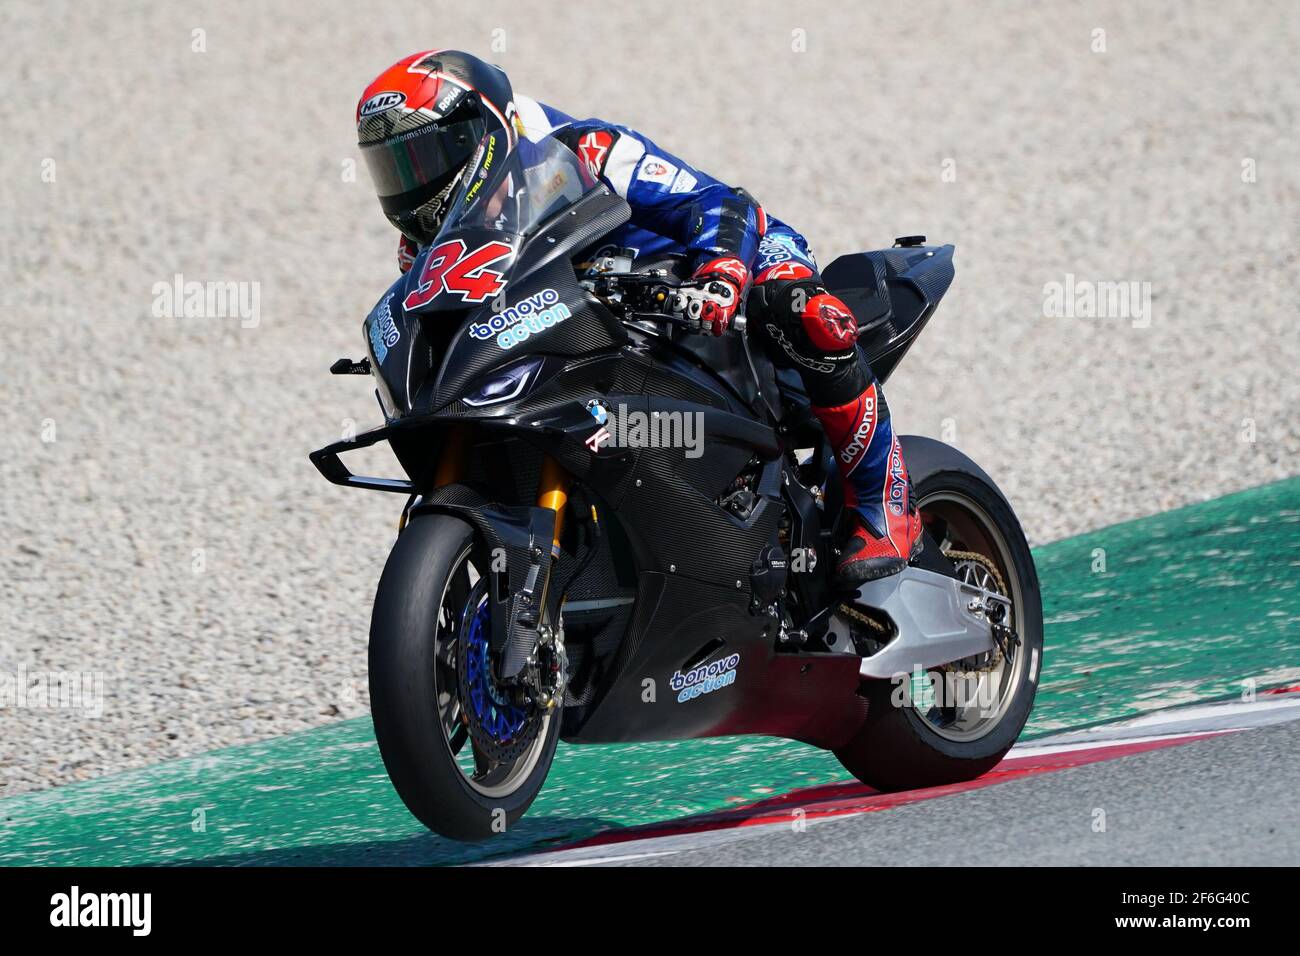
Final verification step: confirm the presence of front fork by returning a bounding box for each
[397,424,477,533]
[536,455,570,558]
[400,424,571,535]
[421,424,571,552]
[412,425,572,677]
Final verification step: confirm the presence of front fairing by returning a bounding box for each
[363,132,632,420]
[430,245,619,409]
[362,271,433,419]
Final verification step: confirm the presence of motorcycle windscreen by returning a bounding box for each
[400,131,599,315]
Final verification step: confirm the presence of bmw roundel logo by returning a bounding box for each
[360,91,406,118]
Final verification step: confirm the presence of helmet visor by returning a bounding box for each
[359,115,487,198]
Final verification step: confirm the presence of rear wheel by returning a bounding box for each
[834,440,1043,791]
[369,514,560,840]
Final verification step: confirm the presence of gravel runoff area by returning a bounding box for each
[1,1,1296,796]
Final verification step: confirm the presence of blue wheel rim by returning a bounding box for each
[462,596,530,744]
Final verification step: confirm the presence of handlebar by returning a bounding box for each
[591,270,748,335]
[626,311,748,333]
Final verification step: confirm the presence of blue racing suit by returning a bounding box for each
[515,97,811,281]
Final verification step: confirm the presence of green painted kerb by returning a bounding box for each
[3,478,1297,866]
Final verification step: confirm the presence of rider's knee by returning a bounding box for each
[752,275,858,352]
[748,269,820,328]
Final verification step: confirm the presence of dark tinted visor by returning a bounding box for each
[360,116,487,198]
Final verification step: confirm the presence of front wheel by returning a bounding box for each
[368,513,560,840]
[834,437,1043,791]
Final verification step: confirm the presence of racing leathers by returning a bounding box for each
[401,96,922,582]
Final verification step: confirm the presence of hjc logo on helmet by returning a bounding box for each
[359,91,406,118]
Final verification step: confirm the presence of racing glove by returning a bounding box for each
[397,235,419,274]
[673,256,749,336]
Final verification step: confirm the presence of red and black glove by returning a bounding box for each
[397,235,420,274]
[673,256,749,336]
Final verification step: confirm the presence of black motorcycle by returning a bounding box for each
[312,131,1042,840]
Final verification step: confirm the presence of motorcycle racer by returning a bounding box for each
[357,49,922,583]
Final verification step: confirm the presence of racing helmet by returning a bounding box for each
[357,50,520,245]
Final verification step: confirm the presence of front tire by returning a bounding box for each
[834,438,1043,791]
[369,514,560,840]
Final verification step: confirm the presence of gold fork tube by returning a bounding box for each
[536,455,570,553]
[433,425,471,488]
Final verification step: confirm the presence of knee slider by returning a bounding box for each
[800,290,858,351]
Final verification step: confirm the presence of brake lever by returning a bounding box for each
[626,311,748,334]
[606,271,749,334]
[627,311,694,329]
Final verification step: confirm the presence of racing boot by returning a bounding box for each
[810,383,924,585]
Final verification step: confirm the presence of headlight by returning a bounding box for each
[462,356,544,408]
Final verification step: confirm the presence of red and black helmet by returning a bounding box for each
[357,50,518,245]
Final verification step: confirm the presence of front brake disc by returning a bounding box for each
[456,585,543,764]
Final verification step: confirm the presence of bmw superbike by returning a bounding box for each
[311,131,1042,840]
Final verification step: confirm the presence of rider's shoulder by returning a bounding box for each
[512,95,575,142]
[547,118,649,190]
[510,97,635,141]
[553,117,640,143]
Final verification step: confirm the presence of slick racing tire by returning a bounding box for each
[833,436,1043,792]
[369,513,560,841]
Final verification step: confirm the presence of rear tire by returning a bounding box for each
[834,439,1043,791]
[369,514,560,840]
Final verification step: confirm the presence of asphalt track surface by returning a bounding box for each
[717,720,1298,868]
[497,698,1300,866]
